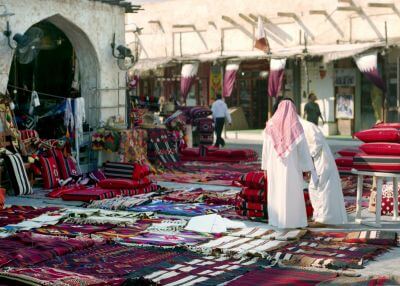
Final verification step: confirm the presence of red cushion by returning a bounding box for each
[335,156,353,167]
[120,183,159,196]
[354,128,400,143]
[98,178,151,189]
[61,187,119,202]
[374,122,400,129]
[132,163,151,180]
[353,153,400,173]
[39,156,61,189]
[237,171,266,189]
[337,166,353,175]
[180,148,199,157]
[360,143,400,156]
[212,150,232,158]
[337,148,360,157]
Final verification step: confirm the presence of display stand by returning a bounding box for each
[352,169,400,227]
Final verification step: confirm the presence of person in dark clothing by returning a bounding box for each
[211,94,232,148]
[304,93,324,126]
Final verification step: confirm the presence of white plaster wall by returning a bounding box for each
[128,0,400,60]
[0,0,126,126]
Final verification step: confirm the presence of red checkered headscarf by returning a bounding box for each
[265,100,304,158]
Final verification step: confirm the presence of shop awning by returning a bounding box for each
[133,41,387,72]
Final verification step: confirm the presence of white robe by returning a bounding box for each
[262,132,314,229]
[300,118,348,224]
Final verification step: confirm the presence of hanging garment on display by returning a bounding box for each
[180,62,199,101]
[268,58,286,97]
[354,51,386,91]
[64,99,74,130]
[74,97,85,136]
[28,91,40,115]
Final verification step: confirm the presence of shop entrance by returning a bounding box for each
[7,20,77,139]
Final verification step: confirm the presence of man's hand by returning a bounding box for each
[303,172,311,182]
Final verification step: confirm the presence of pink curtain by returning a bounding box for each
[268,58,286,97]
[223,62,240,98]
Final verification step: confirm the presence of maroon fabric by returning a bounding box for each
[338,166,353,175]
[39,156,60,189]
[61,187,120,202]
[335,156,354,167]
[337,148,360,157]
[268,67,285,98]
[353,153,400,173]
[180,148,199,157]
[237,171,266,189]
[180,147,257,163]
[120,183,158,196]
[360,142,400,156]
[354,128,400,143]
[0,206,60,227]
[98,178,151,189]
[226,267,337,286]
[47,185,87,198]
[180,77,196,101]
[223,69,237,98]
[132,163,152,181]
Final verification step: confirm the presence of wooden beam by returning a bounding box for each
[221,15,237,26]
[309,10,328,15]
[238,13,256,25]
[337,6,361,11]
[277,12,297,18]
[368,2,395,8]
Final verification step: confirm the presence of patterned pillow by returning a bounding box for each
[194,118,214,133]
[103,162,134,179]
[39,156,61,189]
[4,153,32,195]
[237,171,266,189]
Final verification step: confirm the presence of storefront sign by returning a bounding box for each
[335,69,356,86]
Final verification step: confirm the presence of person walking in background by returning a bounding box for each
[211,94,231,148]
[304,93,324,126]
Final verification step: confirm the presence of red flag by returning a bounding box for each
[255,16,270,53]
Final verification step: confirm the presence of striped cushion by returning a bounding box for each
[103,162,134,179]
[335,156,353,167]
[39,156,61,189]
[48,148,81,180]
[238,171,265,189]
[353,153,400,173]
[61,187,119,202]
[98,178,151,189]
[4,153,32,195]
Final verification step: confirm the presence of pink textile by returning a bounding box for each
[180,76,195,100]
[268,58,286,97]
[265,101,304,158]
[223,69,237,98]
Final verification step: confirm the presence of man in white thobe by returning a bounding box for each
[299,117,348,225]
[262,100,315,229]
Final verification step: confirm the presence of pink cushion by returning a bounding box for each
[353,153,400,173]
[98,178,151,189]
[374,122,400,129]
[354,128,400,143]
[337,148,360,157]
[360,143,400,156]
[335,156,353,167]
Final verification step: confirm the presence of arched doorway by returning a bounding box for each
[7,14,100,138]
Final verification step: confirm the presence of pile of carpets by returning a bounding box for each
[45,162,159,202]
[234,171,313,220]
[235,171,267,219]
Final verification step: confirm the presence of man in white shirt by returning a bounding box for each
[211,94,232,148]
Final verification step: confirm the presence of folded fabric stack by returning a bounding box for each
[235,171,267,219]
[369,182,400,216]
[60,163,158,202]
[235,171,314,220]
[180,146,258,163]
[351,124,400,173]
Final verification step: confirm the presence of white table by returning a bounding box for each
[352,169,400,227]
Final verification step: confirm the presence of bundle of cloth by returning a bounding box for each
[235,171,268,219]
[234,171,314,220]
[46,162,158,202]
[180,145,258,163]
[352,123,400,173]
